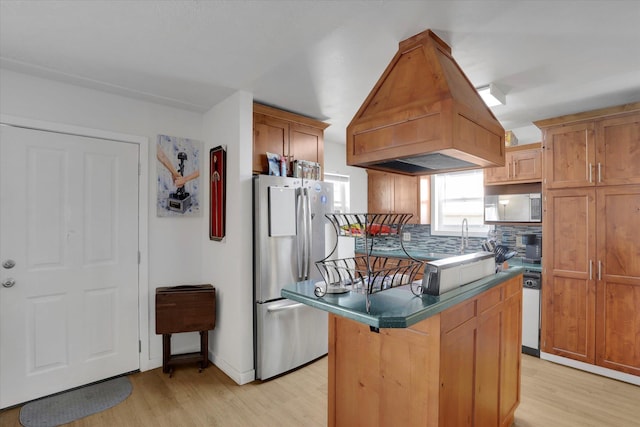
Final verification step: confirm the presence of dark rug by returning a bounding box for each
[19,376,132,427]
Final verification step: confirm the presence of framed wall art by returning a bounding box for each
[157,134,202,217]
[209,146,226,240]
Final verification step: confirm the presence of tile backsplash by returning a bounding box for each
[355,224,542,257]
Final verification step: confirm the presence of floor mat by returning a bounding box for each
[19,376,132,427]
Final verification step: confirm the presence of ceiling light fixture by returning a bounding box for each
[477,83,506,107]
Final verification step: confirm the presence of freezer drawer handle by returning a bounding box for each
[267,302,305,313]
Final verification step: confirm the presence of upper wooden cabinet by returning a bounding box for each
[252,103,328,175]
[534,103,640,189]
[253,113,288,173]
[484,143,542,185]
[367,170,419,224]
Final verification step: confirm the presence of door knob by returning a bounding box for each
[2,278,16,288]
[2,259,15,269]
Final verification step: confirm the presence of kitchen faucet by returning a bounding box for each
[460,218,469,254]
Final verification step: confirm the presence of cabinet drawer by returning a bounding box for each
[503,276,521,298]
[477,285,503,314]
[441,299,476,333]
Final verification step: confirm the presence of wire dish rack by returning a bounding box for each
[324,213,413,238]
[315,213,424,311]
[315,255,423,294]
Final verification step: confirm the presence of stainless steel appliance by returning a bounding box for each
[421,252,495,296]
[253,175,333,380]
[484,193,542,223]
[523,234,542,264]
[522,269,541,357]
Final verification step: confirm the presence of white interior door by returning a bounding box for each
[0,125,140,408]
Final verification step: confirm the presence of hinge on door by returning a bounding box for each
[139,340,142,353]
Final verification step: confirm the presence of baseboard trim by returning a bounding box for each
[209,350,255,385]
[540,352,640,386]
[142,357,163,372]
[143,350,255,386]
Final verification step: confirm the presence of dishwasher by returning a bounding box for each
[522,269,541,357]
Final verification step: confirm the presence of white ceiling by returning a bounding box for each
[1,1,639,144]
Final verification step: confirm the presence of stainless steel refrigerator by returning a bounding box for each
[253,174,333,380]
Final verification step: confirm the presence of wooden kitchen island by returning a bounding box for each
[282,268,523,427]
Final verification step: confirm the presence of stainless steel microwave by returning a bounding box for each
[484,193,542,223]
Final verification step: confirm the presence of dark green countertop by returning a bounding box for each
[281,267,524,329]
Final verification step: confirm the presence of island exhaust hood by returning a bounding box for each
[346,29,505,175]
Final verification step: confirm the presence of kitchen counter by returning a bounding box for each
[282,267,523,328]
[288,264,523,427]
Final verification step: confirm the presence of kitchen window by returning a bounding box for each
[324,173,350,213]
[430,170,490,237]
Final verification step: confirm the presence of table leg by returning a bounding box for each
[199,331,209,371]
[163,334,171,373]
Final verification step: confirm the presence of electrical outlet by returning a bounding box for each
[516,235,525,248]
[402,232,411,242]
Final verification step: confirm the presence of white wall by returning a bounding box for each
[323,140,367,212]
[201,92,255,384]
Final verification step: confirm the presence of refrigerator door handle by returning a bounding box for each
[304,188,312,279]
[301,188,308,279]
[266,302,306,313]
[296,189,304,280]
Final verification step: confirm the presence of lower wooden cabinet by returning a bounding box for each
[595,186,640,375]
[542,185,640,376]
[440,278,521,427]
[328,275,522,427]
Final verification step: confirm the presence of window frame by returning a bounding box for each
[430,170,490,238]
[324,172,350,214]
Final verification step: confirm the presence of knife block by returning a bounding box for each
[155,284,216,375]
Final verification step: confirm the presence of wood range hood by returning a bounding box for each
[347,29,506,175]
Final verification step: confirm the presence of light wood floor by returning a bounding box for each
[1,355,639,426]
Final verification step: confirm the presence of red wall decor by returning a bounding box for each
[209,146,226,240]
